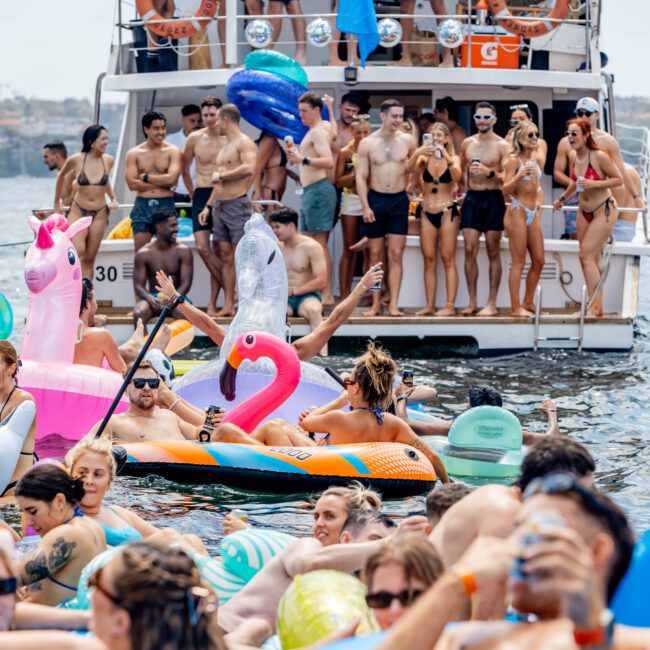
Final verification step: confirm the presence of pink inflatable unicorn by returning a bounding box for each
[19,214,127,454]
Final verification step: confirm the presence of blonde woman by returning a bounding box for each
[503,121,545,316]
[407,122,462,316]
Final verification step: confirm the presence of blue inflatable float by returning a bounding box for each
[0,293,13,339]
[611,529,650,627]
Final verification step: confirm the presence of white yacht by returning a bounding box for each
[91,0,649,353]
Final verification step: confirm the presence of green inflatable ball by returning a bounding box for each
[277,570,380,649]
[243,50,308,86]
[0,293,13,340]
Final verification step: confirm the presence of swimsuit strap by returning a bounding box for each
[354,405,384,425]
[47,574,78,592]
[0,384,17,421]
[63,505,85,525]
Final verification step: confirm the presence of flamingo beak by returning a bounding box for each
[219,345,244,402]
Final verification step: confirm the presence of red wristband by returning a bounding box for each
[573,627,607,646]
[450,565,478,597]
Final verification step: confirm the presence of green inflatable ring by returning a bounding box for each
[0,293,13,340]
[244,50,308,86]
[427,405,526,479]
[277,570,380,649]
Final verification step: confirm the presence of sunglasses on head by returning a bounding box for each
[0,577,17,597]
[356,114,371,122]
[575,109,594,118]
[366,588,424,609]
[473,114,493,121]
[131,377,160,389]
[510,103,529,111]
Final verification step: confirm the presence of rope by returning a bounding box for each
[0,240,32,248]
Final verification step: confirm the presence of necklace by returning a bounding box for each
[576,152,589,164]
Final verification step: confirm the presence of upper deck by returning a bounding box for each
[104,0,604,94]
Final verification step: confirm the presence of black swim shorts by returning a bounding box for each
[460,189,506,233]
[359,189,410,238]
[192,187,213,233]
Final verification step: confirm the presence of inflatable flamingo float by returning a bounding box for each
[18,214,127,454]
[174,214,340,423]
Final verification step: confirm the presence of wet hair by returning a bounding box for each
[509,120,537,157]
[0,341,19,381]
[142,110,166,135]
[474,101,496,116]
[352,342,397,410]
[152,208,178,229]
[16,464,85,505]
[80,277,94,316]
[425,482,473,524]
[341,93,363,109]
[566,118,605,153]
[66,436,117,483]
[363,534,444,592]
[123,359,159,380]
[299,92,323,110]
[268,207,298,227]
[342,510,396,538]
[200,96,222,110]
[514,437,596,491]
[380,98,403,114]
[468,383,503,408]
[428,121,456,157]
[81,125,107,153]
[319,481,382,514]
[111,542,225,650]
[181,104,201,117]
[218,103,241,124]
[44,140,67,158]
[435,96,459,122]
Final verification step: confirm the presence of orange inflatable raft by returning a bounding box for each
[118,441,436,497]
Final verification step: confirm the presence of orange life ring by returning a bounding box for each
[136,0,218,39]
[486,0,571,38]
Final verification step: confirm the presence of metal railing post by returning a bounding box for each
[533,285,543,351]
[466,0,472,68]
[226,0,238,66]
[118,0,124,74]
[93,73,106,124]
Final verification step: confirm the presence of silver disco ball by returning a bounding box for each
[377,18,403,48]
[437,19,465,49]
[245,19,274,49]
[306,18,333,47]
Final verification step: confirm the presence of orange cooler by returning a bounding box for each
[461,34,521,69]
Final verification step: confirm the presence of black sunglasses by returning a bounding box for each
[527,132,540,138]
[365,588,424,609]
[87,567,122,607]
[575,109,593,118]
[523,471,621,535]
[0,576,17,596]
[131,377,160,389]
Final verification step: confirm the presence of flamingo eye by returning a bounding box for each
[67,248,76,265]
[243,334,256,348]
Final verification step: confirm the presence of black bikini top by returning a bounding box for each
[78,154,109,186]
[423,164,453,186]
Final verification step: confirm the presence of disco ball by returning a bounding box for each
[437,19,465,49]
[245,20,274,49]
[306,18,333,47]
[377,18,403,48]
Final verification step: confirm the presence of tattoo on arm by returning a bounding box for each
[21,537,77,586]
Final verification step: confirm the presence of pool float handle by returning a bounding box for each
[324,367,345,388]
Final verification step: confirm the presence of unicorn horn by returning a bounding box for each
[35,223,54,249]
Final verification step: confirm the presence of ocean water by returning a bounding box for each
[1,176,649,553]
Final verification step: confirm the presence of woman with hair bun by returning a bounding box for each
[300,342,450,482]
[14,464,106,606]
[0,341,37,498]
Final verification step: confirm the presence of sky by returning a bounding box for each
[0,0,646,101]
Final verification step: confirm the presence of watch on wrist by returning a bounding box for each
[487,170,496,179]
[302,157,311,166]
[143,173,149,183]
[172,293,186,304]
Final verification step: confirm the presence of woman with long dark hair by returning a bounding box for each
[54,125,119,278]
[553,118,623,316]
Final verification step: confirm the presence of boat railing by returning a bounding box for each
[111,0,593,75]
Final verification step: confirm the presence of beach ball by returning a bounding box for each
[306,18,333,47]
[437,19,465,49]
[378,18,403,48]
[245,20,274,49]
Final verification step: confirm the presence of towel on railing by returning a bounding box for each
[336,0,379,68]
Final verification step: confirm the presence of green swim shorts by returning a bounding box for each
[298,178,337,234]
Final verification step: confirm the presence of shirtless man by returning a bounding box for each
[430,437,595,619]
[154,264,385,363]
[219,507,398,634]
[286,92,336,305]
[269,208,328,349]
[132,209,193,329]
[459,101,510,317]
[613,163,645,242]
[125,110,182,251]
[356,98,416,317]
[42,140,74,211]
[380,479,639,650]
[333,93,363,153]
[199,103,257,317]
[434,97,468,155]
[183,96,225,316]
[554,97,644,240]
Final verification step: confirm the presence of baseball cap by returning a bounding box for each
[574,97,599,114]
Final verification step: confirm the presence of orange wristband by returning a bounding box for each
[450,565,478,597]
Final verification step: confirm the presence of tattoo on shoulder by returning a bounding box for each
[24,551,49,585]
[48,537,77,574]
